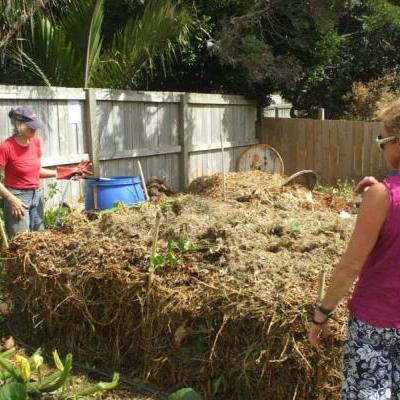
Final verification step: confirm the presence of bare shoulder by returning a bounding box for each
[361,182,389,211]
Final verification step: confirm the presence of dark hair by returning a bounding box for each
[8,109,16,120]
[8,109,27,122]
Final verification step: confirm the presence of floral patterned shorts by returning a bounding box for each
[342,315,400,399]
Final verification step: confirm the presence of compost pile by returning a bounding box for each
[187,170,350,211]
[4,171,355,400]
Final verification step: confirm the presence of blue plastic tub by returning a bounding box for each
[85,176,145,210]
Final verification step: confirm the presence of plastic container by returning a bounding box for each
[85,176,145,210]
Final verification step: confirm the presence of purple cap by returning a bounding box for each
[9,106,44,130]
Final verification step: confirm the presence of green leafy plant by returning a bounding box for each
[289,221,301,233]
[149,253,164,273]
[148,238,191,273]
[43,182,59,205]
[315,179,355,203]
[42,182,70,229]
[0,347,119,399]
[44,207,69,229]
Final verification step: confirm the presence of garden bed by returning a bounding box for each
[3,171,354,399]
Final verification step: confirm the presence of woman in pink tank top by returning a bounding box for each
[308,99,400,399]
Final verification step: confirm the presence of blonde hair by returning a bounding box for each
[377,99,400,135]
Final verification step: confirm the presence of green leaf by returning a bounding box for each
[71,372,119,397]
[39,353,72,393]
[168,388,202,400]
[151,254,164,267]
[289,222,301,232]
[52,350,64,371]
[176,238,189,252]
[0,382,27,400]
[167,252,178,265]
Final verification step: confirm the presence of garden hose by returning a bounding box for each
[6,319,168,400]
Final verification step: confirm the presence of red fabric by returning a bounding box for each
[0,136,42,189]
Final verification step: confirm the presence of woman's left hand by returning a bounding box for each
[308,322,329,348]
[308,311,330,348]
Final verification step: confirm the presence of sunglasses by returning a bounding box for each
[376,135,398,150]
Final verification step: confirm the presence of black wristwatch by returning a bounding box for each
[315,301,334,317]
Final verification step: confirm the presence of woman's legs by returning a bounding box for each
[29,189,44,231]
[341,316,400,399]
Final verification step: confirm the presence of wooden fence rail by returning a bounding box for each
[261,117,386,184]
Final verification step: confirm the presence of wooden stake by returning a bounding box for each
[151,211,162,261]
[0,218,8,250]
[92,185,98,209]
[148,211,162,289]
[220,131,227,201]
[137,160,149,201]
[317,270,326,301]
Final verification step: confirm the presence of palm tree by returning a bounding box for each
[5,0,197,89]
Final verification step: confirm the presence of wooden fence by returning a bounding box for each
[261,117,386,184]
[264,104,292,118]
[0,85,258,206]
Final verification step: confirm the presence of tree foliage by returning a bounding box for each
[2,0,400,119]
[292,0,400,118]
[0,0,196,89]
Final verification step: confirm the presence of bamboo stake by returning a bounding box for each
[0,217,8,250]
[137,160,149,201]
[220,131,227,201]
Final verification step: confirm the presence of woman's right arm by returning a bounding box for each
[0,166,25,219]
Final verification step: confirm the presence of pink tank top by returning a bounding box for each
[348,175,400,328]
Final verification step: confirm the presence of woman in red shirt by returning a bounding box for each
[0,106,91,238]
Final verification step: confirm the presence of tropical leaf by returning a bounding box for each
[8,16,82,86]
[92,0,196,88]
[6,0,104,87]
[3,0,196,89]
[59,0,104,87]
[0,0,62,51]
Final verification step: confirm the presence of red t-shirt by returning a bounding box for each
[0,135,42,189]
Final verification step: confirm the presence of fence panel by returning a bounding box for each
[0,85,258,207]
[262,117,386,184]
[187,98,258,180]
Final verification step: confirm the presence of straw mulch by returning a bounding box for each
[3,171,355,400]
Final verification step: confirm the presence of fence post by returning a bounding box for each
[274,107,280,118]
[85,88,100,176]
[318,108,325,120]
[179,93,190,189]
[255,105,263,139]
